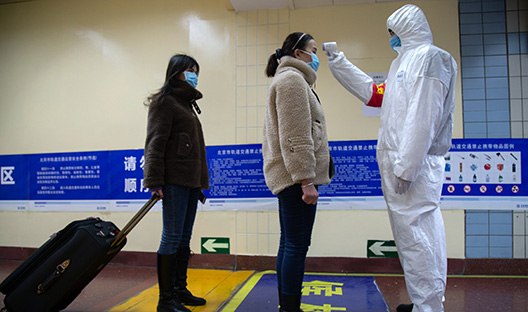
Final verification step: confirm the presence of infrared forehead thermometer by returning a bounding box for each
[322,42,337,54]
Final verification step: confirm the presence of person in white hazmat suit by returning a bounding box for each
[324,4,457,312]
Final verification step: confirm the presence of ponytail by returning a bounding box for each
[265,48,283,77]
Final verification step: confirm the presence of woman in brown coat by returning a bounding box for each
[143,54,209,312]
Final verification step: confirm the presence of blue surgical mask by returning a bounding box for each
[184,71,198,88]
[301,50,319,72]
[390,34,401,53]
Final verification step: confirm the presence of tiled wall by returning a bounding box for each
[234,9,290,255]
[235,9,290,145]
[460,0,528,258]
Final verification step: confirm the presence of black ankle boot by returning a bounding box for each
[174,247,206,306]
[396,303,413,312]
[157,253,190,312]
[278,293,303,312]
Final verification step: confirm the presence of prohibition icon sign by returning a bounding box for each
[496,185,503,193]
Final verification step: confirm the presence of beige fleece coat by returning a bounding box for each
[262,56,332,195]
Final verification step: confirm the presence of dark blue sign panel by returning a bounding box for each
[29,151,108,200]
[0,154,29,200]
[320,140,382,197]
[108,149,150,199]
[204,144,272,198]
[443,139,526,196]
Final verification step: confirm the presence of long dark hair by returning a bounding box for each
[265,32,314,78]
[144,54,200,106]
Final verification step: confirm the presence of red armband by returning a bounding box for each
[366,83,385,107]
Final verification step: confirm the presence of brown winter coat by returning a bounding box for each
[262,56,331,195]
[143,80,209,190]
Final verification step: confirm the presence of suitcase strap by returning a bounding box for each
[37,259,71,295]
[111,194,159,247]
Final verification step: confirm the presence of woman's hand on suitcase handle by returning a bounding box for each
[151,189,163,199]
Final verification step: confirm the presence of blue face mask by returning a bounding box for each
[301,50,319,71]
[184,71,198,88]
[390,34,401,53]
[308,53,320,72]
[301,50,319,72]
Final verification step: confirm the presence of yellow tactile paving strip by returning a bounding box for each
[108,269,254,312]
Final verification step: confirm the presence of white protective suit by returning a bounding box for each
[327,4,457,312]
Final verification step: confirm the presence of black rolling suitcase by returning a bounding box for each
[0,194,159,312]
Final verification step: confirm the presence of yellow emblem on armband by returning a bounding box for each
[376,83,385,95]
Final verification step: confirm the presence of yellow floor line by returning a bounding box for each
[220,271,274,312]
[107,269,254,312]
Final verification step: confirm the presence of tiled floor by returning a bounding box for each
[1,260,528,311]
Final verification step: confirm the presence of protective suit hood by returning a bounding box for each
[387,4,433,50]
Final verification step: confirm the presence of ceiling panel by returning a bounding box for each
[229,0,405,12]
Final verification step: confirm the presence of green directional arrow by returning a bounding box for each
[367,240,398,258]
[201,237,230,254]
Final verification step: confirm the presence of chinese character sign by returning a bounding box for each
[108,150,150,199]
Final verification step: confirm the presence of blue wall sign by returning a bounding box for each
[0,138,526,211]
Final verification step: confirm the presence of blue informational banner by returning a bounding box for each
[108,149,151,199]
[0,138,526,211]
[442,139,526,196]
[0,154,29,200]
[29,151,108,200]
[319,140,382,197]
[204,144,272,198]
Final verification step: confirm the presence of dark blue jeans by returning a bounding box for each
[158,184,200,255]
[276,184,317,295]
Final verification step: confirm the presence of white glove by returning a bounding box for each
[394,175,412,195]
[323,42,339,60]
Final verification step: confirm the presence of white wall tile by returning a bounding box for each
[247,11,258,26]
[268,9,279,24]
[509,55,521,76]
[511,121,523,137]
[507,11,519,32]
[236,233,248,253]
[247,211,258,233]
[510,77,523,99]
[513,235,525,258]
[236,211,247,233]
[258,10,269,25]
[513,212,525,235]
[247,234,258,254]
[521,54,528,76]
[238,27,248,46]
[257,211,269,234]
[257,234,270,255]
[237,11,247,26]
[510,99,523,121]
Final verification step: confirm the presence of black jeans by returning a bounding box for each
[276,184,317,295]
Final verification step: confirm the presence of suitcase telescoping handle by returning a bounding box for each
[111,193,160,247]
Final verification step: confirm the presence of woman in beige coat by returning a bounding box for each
[263,32,332,312]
